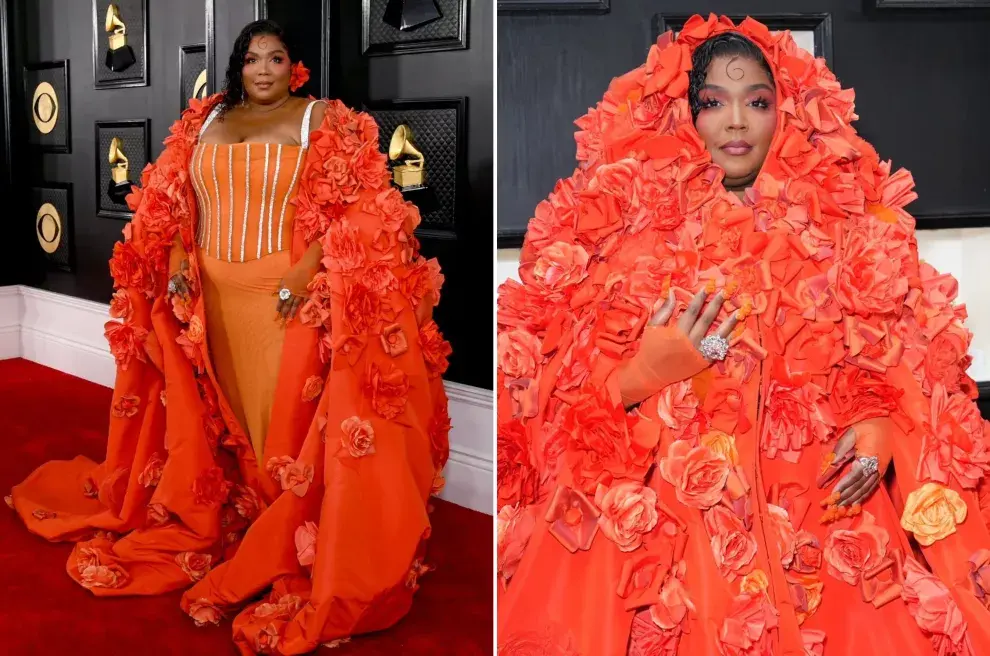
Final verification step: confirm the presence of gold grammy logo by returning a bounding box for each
[104,4,136,72]
[388,124,426,189]
[107,137,133,203]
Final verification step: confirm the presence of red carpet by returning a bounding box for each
[0,358,493,655]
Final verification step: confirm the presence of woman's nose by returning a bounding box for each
[729,102,747,131]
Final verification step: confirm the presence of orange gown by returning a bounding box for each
[497,14,990,656]
[8,94,452,655]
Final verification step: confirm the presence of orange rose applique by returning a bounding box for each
[340,416,375,458]
[175,552,212,582]
[187,598,223,627]
[900,482,967,546]
[497,504,536,588]
[381,323,409,358]
[740,569,770,596]
[301,375,324,402]
[111,394,140,418]
[279,461,315,498]
[295,521,319,567]
[658,440,730,509]
[823,510,889,585]
[137,452,164,487]
[593,481,659,552]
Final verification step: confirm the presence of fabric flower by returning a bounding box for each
[111,395,140,418]
[187,598,222,627]
[823,511,889,585]
[788,572,825,625]
[146,503,169,526]
[289,61,310,91]
[900,482,967,546]
[322,220,366,272]
[705,505,758,581]
[419,320,452,378]
[109,289,133,321]
[137,452,164,487]
[301,375,324,402]
[740,569,770,596]
[279,461,315,498]
[498,329,543,379]
[657,381,700,435]
[497,503,536,587]
[104,321,148,370]
[175,552,211,581]
[380,323,409,358]
[340,416,376,457]
[918,383,990,489]
[529,242,589,292]
[192,467,231,508]
[363,362,409,420]
[295,521,319,567]
[761,380,834,463]
[80,563,128,589]
[658,440,730,509]
[594,481,659,552]
[901,556,974,656]
[497,419,539,511]
[717,593,779,656]
[969,549,990,609]
[766,504,798,570]
[232,484,262,520]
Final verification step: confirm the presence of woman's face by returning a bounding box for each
[241,34,291,103]
[694,55,777,190]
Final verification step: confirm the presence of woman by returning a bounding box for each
[497,14,990,656]
[7,20,451,655]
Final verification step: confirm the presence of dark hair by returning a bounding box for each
[218,20,297,117]
[688,33,774,121]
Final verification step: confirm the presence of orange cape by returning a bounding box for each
[498,14,990,656]
[10,93,452,655]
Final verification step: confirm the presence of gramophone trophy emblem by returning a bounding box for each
[105,4,136,72]
[383,0,443,31]
[107,137,133,204]
[388,124,439,214]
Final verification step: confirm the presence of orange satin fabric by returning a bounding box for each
[197,248,291,460]
[191,142,305,263]
[8,95,451,655]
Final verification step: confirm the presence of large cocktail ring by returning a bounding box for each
[167,278,178,295]
[278,287,292,302]
[699,334,729,361]
[857,455,879,476]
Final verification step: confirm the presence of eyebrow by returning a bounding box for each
[701,83,774,93]
[246,49,286,56]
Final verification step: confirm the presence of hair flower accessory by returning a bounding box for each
[289,61,310,92]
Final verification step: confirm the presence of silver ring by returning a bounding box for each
[857,455,879,476]
[278,287,292,302]
[167,278,178,295]
[699,334,729,361]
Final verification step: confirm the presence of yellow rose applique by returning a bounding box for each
[900,482,967,546]
[701,430,739,465]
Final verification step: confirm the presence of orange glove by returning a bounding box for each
[615,325,709,408]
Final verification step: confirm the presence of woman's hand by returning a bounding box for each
[648,287,740,359]
[616,287,743,409]
[168,259,191,299]
[275,258,318,321]
[830,428,880,507]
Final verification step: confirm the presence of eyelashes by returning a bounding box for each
[244,56,284,65]
[698,96,773,111]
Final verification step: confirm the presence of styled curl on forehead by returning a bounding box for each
[218,20,298,117]
[688,32,774,122]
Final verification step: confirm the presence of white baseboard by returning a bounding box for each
[0,285,493,515]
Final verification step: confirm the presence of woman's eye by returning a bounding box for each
[272,56,283,63]
[750,98,770,109]
[245,58,256,64]
[700,99,720,109]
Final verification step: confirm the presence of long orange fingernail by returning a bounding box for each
[705,280,716,295]
[725,279,740,298]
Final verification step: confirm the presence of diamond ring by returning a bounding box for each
[699,334,729,361]
[857,455,879,476]
[167,278,178,295]
[278,287,292,302]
